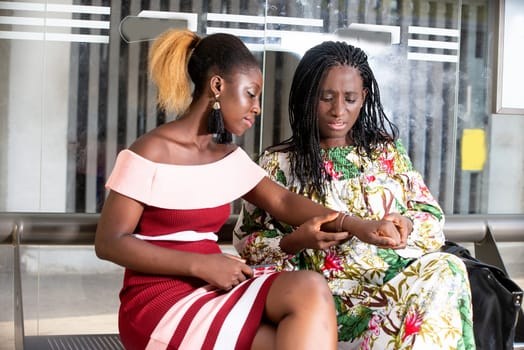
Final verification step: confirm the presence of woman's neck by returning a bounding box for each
[319,135,353,149]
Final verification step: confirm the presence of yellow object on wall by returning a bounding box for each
[461,129,486,171]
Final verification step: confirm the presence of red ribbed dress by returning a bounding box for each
[105,148,280,350]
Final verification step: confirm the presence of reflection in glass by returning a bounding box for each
[0,0,498,215]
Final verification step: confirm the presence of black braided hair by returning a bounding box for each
[271,41,398,197]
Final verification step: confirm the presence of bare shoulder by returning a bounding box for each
[128,128,171,163]
[128,122,239,165]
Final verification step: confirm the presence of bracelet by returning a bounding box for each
[337,212,350,232]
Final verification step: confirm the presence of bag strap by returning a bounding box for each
[442,240,476,260]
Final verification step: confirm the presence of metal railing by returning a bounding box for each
[2,212,523,245]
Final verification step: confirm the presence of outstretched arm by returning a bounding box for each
[242,177,403,252]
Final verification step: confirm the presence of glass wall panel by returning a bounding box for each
[0,0,506,215]
[0,247,14,348]
[19,246,122,337]
[262,0,465,214]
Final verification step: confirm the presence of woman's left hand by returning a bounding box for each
[382,213,412,248]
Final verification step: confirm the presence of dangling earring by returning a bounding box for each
[208,94,232,144]
[208,94,224,134]
[216,130,232,144]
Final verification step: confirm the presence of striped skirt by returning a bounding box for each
[118,240,280,350]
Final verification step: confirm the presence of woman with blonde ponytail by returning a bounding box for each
[95,29,402,350]
[148,30,196,115]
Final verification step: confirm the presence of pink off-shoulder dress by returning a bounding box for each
[105,147,280,350]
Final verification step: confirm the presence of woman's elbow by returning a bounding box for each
[94,231,112,261]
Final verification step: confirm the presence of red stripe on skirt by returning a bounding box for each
[235,273,280,350]
[168,290,221,348]
[201,280,253,349]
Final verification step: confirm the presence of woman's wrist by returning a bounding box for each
[279,229,304,255]
[340,214,363,237]
[336,211,352,232]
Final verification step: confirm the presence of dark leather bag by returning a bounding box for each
[442,241,523,350]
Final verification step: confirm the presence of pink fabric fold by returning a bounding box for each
[106,148,267,210]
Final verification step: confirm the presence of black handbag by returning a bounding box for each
[442,241,523,350]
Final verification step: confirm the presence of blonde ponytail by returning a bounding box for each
[149,29,200,115]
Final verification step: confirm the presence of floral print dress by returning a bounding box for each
[234,140,475,350]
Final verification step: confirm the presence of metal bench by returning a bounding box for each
[1,212,523,349]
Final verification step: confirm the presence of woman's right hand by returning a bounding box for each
[192,253,253,291]
[280,212,350,253]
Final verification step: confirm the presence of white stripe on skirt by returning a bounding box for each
[213,274,271,349]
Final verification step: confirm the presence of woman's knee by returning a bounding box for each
[266,271,333,316]
[421,251,467,273]
[293,270,332,295]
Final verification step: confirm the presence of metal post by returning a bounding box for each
[13,221,25,350]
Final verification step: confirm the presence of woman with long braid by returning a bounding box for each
[234,41,476,349]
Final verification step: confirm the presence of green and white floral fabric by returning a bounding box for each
[234,140,475,350]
